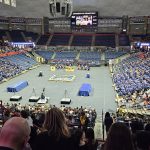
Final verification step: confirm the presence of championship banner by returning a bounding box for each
[50,66,56,71]
[65,66,74,72]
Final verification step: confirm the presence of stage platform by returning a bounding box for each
[78,83,92,96]
[60,98,71,104]
[29,96,40,102]
[7,81,28,92]
[10,95,22,101]
[49,75,76,82]
[37,97,49,104]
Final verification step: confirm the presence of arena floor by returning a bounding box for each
[0,65,117,116]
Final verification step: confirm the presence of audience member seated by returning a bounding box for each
[63,106,96,128]
[71,128,86,150]
[145,123,150,132]
[0,117,31,150]
[113,52,150,98]
[0,57,23,82]
[103,122,135,150]
[21,110,37,149]
[77,64,90,71]
[135,130,150,150]
[0,51,37,82]
[33,107,74,150]
[80,128,98,150]
[79,111,89,131]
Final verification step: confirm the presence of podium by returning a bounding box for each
[60,98,71,104]
[10,95,22,101]
[29,96,40,102]
[37,97,49,104]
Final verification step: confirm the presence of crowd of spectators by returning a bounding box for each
[113,52,150,97]
[0,43,38,83]
[77,63,90,71]
[1,103,97,129]
[0,57,23,82]
[0,102,150,150]
[50,59,75,66]
[0,41,21,54]
[0,102,98,150]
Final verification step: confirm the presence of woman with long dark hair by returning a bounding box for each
[104,122,134,150]
[80,128,98,150]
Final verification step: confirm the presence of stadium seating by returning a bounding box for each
[54,51,77,60]
[0,57,23,82]
[35,51,54,60]
[23,31,39,42]
[49,33,71,46]
[105,51,127,60]
[79,51,101,66]
[4,54,37,70]
[119,34,130,46]
[79,51,100,61]
[71,34,92,46]
[95,33,116,47]
[37,34,50,45]
[113,53,150,96]
[0,30,6,40]
[9,30,25,42]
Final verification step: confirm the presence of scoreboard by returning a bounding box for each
[0,0,16,7]
[71,12,98,27]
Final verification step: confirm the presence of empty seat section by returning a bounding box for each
[0,30,6,40]
[23,31,39,42]
[49,34,71,46]
[37,34,50,45]
[54,51,77,60]
[119,34,130,46]
[79,51,101,66]
[95,34,116,47]
[35,51,54,60]
[4,54,37,70]
[71,35,92,46]
[9,30,25,42]
[79,52,100,61]
[105,51,127,60]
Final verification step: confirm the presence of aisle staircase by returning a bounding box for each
[51,52,56,59]
[47,34,53,45]
[69,34,74,46]
[91,34,95,46]
[76,52,80,60]
[94,114,106,140]
[101,52,105,61]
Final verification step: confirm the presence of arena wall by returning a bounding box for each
[0,0,150,17]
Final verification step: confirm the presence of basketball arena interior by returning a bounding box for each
[0,0,150,149]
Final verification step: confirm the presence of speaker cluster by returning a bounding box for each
[49,0,73,17]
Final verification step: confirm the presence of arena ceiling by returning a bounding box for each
[0,0,150,17]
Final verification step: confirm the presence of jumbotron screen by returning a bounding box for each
[71,12,98,27]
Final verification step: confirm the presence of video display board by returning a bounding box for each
[71,12,98,27]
